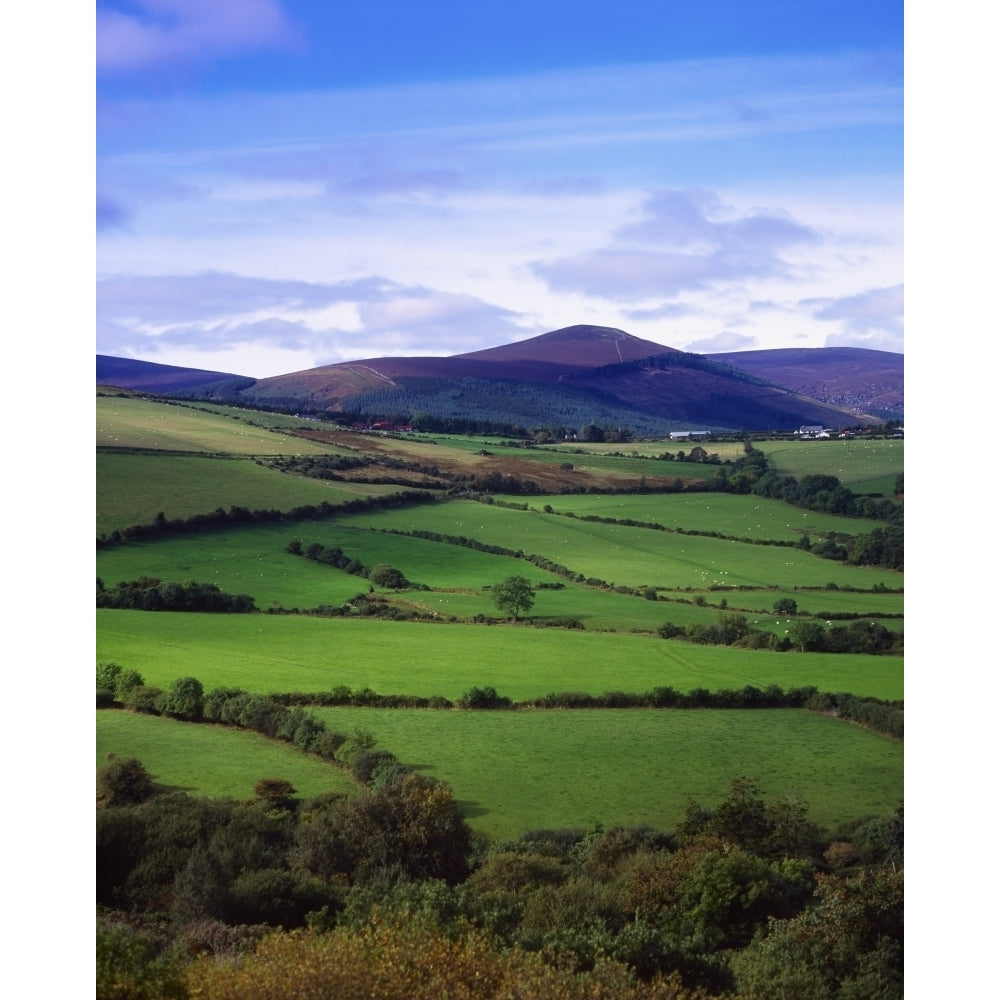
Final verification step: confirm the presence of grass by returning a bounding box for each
[309,706,903,839]
[755,438,903,484]
[94,405,904,840]
[96,451,406,538]
[97,396,339,455]
[96,609,904,702]
[334,501,903,592]
[494,492,889,541]
[96,709,357,800]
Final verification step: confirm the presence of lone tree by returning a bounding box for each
[492,575,535,621]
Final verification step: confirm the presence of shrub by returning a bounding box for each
[97,756,155,808]
[369,564,409,588]
[97,661,123,692]
[161,676,204,721]
[227,868,341,929]
[124,685,164,715]
[97,923,187,1000]
[457,686,512,710]
[254,778,297,810]
[351,749,401,786]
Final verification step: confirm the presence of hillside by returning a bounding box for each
[96,355,253,395]
[97,326,899,432]
[708,347,903,419]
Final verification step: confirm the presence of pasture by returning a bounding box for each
[95,394,903,836]
[96,610,904,702]
[332,501,903,591]
[310,706,903,839]
[494,491,889,540]
[96,395,338,455]
[96,451,404,538]
[97,709,356,800]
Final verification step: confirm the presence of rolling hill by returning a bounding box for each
[97,325,902,432]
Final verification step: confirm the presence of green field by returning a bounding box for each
[425,435,904,491]
[311,706,900,838]
[493,492,889,540]
[755,438,903,484]
[96,396,903,838]
[96,395,338,455]
[333,501,902,591]
[96,609,903,702]
[97,709,357,799]
[96,451,406,538]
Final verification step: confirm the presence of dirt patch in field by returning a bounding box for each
[289,428,706,494]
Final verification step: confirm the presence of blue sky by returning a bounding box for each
[96,1,904,377]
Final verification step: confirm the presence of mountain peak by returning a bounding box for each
[456,325,675,368]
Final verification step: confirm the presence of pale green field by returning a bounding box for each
[756,438,903,484]
[97,709,357,799]
[96,451,407,538]
[97,396,339,455]
[96,609,903,702]
[492,492,888,540]
[310,706,903,838]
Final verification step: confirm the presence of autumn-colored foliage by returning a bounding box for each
[184,918,713,1000]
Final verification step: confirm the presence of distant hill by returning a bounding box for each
[708,347,903,420]
[96,326,902,432]
[97,355,254,395]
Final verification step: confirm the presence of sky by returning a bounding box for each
[95,1,904,378]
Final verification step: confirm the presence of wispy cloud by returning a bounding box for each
[531,189,819,302]
[685,330,758,353]
[97,0,301,75]
[807,284,903,351]
[96,272,534,376]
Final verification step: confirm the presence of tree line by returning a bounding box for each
[96,490,439,548]
[96,577,257,613]
[100,663,901,741]
[658,612,901,657]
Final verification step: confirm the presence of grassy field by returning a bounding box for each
[97,709,357,799]
[755,438,903,484]
[495,491,887,538]
[333,501,902,591]
[96,609,903,702]
[96,451,407,538]
[308,706,902,839]
[96,397,903,837]
[422,435,904,491]
[97,396,339,455]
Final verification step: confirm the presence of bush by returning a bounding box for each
[456,686,513,709]
[227,868,341,928]
[124,686,164,715]
[97,923,187,1000]
[369,564,409,588]
[97,756,155,807]
[161,677,204,721]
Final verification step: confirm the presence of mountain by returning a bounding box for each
[96,326,902,432]
[708,347,903,420]
[97,355,254,395]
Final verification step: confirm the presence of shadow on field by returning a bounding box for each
[455,799,490,818]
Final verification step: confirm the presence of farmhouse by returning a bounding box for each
[798,425,825,436]
[669,430,710,440]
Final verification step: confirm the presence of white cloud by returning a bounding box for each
[686,331,758,353]
[96,271,535,376]
[808,284,903,352]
